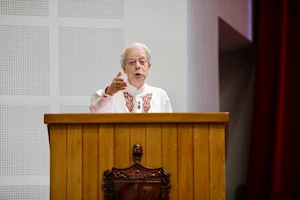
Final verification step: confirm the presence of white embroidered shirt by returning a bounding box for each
[89,82,172,113]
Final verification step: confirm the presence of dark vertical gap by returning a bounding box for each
[129,124,132,164]
[176,123,179,199]
[66,124,68,200]
[81,124,83,199]
[192,123,195,199]
[97,124,100,199]
[113,124,115,169]
[144,123,146,165]
[208,124,211,200]
[160,123,162,167]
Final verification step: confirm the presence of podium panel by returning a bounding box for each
[45,113,229,200]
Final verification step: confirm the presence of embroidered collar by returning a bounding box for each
[126,81,149,96]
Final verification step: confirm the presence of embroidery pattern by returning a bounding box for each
[142,93,152,113]
[123,92,134,113]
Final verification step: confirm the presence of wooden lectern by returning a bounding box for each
[44,113,229,200]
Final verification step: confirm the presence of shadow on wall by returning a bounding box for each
[218,17,255,200]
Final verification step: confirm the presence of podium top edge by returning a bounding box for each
[44,112,229,124]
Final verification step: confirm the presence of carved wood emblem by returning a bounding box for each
[142,186,153,197]
[102,144,171,200]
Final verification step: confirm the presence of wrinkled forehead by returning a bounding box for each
[124,46,148,61]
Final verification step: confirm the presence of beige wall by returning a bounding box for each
[187,0,251,111]
[187,0,253,199]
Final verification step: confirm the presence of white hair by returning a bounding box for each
[120,42,152,65]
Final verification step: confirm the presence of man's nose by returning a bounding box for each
[135,62,141,70]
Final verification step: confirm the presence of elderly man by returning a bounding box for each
[89,42,172,113]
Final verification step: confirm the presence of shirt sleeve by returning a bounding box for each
[165,93,173,112]
[89,88,114,113]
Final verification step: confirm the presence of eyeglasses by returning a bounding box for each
[125,59,148,67]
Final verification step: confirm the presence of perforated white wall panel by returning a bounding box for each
[0,0,49,17]
[0,1,125,197]
[58,0,124,19]
[0,105,50,176]
[60,105,90,113]
[59,27,124,96]
[0,185,49,200]
[0,25,50,96]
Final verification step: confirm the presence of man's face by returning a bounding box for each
[122,47,151,84]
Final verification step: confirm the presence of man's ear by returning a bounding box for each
[122,65,126,72]
[148,63,152,69]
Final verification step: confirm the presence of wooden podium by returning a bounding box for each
[44,113,229,200]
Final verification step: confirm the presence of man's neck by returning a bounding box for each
[128,80,145,90]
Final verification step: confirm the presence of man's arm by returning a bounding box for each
[89,72,127,113]
[89,88,113,113]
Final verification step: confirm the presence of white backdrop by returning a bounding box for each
[0,0,187,199]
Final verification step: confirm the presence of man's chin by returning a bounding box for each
[128,76,146,84]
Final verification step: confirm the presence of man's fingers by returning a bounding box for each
[113,78,127,86]
[116,72,122,78]
[113,80,124,85]
[112,86,125,92]
[115,80,127,85]
[119,86,127,90]
[114,77,124,82]
[109,72,126,93]
[111,81,126,88]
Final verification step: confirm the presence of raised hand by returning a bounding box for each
[105,72,127,96]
